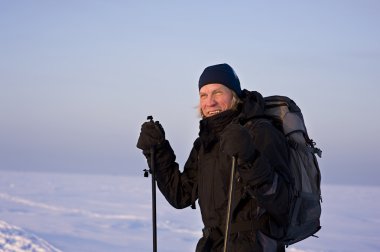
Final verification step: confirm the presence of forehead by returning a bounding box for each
[199,83,229,93]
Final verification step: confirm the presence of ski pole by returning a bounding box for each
[143,115,158,252]
[223,156,237,252]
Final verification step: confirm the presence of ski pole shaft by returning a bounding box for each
[145,115,158,252]
[223,156,237,252]
[150,146,157,252]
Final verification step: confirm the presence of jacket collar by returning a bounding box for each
[237,90,266,124]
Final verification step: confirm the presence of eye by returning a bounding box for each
[214,90,223,96]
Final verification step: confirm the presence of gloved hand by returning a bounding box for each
[136,120,165,151]
[220,123,255,163]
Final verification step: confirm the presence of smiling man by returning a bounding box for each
[198,64,241,118]
[137,63,291,252]
[199,83,234,117]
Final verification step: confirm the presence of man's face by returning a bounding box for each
[199,83,234,117]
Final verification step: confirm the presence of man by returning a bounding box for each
[137,63,291,251]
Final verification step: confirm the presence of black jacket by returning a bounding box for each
[152,90,291,252]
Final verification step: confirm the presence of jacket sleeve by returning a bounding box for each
[146,139,199,209]
[240,120,291,226]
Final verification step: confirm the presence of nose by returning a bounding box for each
[205,95,216,106]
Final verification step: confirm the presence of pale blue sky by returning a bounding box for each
[1,1,379,185]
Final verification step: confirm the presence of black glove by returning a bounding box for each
[221,123,273,186]
[136,120,165,151]
[220,123,255,163]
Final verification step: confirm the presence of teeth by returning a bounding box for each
[209,110,221,115]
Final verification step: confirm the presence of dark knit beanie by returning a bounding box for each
[198,63,242,97]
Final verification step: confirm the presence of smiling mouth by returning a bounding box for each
[208,110,221,116]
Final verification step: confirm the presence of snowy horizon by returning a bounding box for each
[0,170,379,252]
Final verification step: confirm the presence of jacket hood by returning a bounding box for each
[237,89,266,122]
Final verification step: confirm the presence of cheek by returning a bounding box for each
[199,100,205,109]
[199,101,207,114]
[219,98,232,110]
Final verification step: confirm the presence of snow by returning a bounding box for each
[0,171,379,252]
[0,220,61,252]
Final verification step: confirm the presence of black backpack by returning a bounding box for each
[264,95,322,245]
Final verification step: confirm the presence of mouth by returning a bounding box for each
[208,110,221,116]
